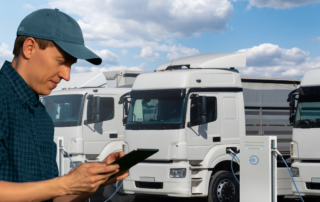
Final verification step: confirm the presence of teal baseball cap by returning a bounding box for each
[17,8,102,65]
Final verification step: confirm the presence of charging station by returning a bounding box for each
[54,136,64,176]
[240,136,277,202]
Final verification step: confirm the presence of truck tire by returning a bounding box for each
[102,180,135,202]
[208,171,239,202]
[277,195,284,201]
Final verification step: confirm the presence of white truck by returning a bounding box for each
[42,70,146,201]
[288,68,320,200]
[120,53,299,202]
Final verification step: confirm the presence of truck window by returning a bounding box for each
[190,97,217,126]
[43,95,84,127]
[87,97,114,123]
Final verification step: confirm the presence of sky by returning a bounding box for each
[1,0,320,79]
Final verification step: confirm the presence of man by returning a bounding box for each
[0,8,128,202]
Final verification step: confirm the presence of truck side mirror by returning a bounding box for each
[289,99,296,125]
[198,96,207,125]
[124,99,129,116]
[92,96,100,123]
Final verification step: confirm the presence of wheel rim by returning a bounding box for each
[216,179,236,202]
[113,180,125,195]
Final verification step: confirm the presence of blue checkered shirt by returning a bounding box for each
[0,61,58,202]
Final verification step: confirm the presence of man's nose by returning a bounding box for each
[59,66,71,82]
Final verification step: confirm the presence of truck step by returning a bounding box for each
[191,178,203,182]
[191,193,203,196]
[190,166,203,170]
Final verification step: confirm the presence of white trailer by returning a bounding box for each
[120,53,299,202]
[288,68,320,200]
[42,71,147,201]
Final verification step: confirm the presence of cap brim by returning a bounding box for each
[54,40,102,65]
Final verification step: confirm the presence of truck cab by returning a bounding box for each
[42,70,146,176]
[288,68,320,198]
[122,53,297,201]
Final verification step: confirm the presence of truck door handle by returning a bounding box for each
[110,134,118,138]
[213,137,221,142]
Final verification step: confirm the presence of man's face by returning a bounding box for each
[28,41,77,95]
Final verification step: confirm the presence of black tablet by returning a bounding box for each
[109,148,159,172]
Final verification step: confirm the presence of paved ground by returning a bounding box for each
[90,193,319,202]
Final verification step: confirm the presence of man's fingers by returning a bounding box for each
[89,164,119,176]
[105,151,125,164]
[116,172,129,181]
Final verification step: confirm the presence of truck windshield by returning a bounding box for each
[295,95,320,128]
[42,95,84,127]
[126,97,186,130]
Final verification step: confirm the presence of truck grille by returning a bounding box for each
[306,183,320,190]
[135,181,163,189]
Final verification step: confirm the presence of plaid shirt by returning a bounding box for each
[0,61,58,202]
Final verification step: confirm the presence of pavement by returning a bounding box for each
[90,192,320,202]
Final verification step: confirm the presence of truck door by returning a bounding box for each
[82,95,119,156]
[186,93,222,160]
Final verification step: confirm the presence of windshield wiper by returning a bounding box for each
[295,119,318,127]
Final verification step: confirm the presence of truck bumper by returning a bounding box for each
[123,161,194,197]
[291,162,320,196]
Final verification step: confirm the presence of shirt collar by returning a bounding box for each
[1,61,40,108]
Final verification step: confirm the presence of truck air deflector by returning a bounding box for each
[157,52,246,70]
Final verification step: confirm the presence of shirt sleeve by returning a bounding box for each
[0,98,9,166]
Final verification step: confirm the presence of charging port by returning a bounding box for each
[226,147,238,154]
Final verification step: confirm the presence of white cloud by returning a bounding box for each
[49,0,234,40]
[238,43,320,78]
[244,0,320,9]
[74,67,90,72]
[49,0,231,62]
[101,39,200,60]
[0,43,13,65]
[239,43,309,67]
[93,49,119,65]
[23,4,35,9]
[121,49,128,55]
[135,47,160,61]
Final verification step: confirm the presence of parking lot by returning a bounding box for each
[90,193,318,202]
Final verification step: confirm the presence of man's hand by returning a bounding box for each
[59,161,119,195]
[99,151,129,187]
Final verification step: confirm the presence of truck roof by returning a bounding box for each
[133,69,243,90]
[132,69,300,91]
[49,86,131,96]
[157,52,246,70]
[53,70,148,91]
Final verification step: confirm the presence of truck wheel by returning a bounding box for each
[102,180,135,202]
[208,171,239,202]
[277,195,285,201]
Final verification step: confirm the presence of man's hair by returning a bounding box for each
[13,35,55,57]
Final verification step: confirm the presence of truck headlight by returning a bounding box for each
[291,167,299,177]
[170,168,186,178]
[70,161,82,169]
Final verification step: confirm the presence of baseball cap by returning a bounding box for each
[17,8,102,65]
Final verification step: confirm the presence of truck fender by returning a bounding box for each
[201,144,240,168]
[200,145,240,196]
[96,141,123,161]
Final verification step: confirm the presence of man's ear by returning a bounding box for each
[21,37,37,60]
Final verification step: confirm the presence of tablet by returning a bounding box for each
[109,148,159,172]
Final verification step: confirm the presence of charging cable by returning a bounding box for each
[60,146,122,202]
[231,154,240,184]
[272,148,304,202]
[227,149,240,184]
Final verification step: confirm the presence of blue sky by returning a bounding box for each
[1,0,320,78]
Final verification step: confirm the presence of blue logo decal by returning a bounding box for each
[249,155,259,165]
